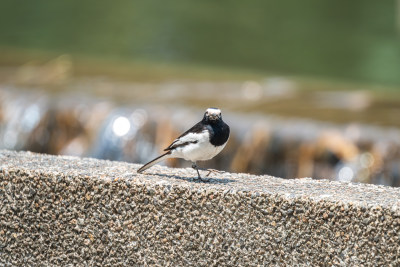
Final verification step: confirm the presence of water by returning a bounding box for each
[1,66,400,187]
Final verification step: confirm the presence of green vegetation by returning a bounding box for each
[1,1,399,86]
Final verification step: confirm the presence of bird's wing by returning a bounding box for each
[164,121,205,151]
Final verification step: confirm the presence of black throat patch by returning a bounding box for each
[208,120,230,147]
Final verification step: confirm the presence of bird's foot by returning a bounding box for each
[205,169,225,177]
[191,164,211,182]
[192,163,224,180]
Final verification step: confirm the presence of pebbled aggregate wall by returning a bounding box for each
[0,150,399,266]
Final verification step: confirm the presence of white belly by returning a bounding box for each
[171,132,227,162]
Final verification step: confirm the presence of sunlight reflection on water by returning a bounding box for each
[1,85,400,187]
[112,116,131,137]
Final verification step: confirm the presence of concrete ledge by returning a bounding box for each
[0,150,399,266]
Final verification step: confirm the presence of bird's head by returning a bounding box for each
[204,107,222,122]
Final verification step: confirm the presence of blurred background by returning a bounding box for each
[1,1,400,186]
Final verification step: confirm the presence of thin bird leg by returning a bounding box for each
[204,169,225,177]
[191,163,203,180]
[192,164,225,178]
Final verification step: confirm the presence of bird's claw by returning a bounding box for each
[196,175,211,182]
[205,169,225,177]
[192,163,223,181]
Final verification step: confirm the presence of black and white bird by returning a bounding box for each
[137,108,230,180]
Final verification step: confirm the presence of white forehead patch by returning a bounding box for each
[206,108,221,115]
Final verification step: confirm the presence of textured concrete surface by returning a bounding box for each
[0,150,399,266]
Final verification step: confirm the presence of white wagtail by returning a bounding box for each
[137,108,230,180]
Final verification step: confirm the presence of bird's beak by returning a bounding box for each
[208,114,219,121]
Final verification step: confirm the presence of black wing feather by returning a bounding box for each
[164,121,205,151]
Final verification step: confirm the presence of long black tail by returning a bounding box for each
[137,152,172,173]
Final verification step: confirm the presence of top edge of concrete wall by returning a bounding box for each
[1,149,399,211]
